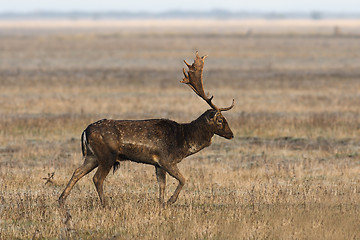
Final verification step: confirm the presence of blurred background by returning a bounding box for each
[1,0,359,15]
[1,0,360,120]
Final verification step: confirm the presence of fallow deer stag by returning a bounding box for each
[58,52,234,206]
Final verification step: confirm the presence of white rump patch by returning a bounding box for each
[83,131,95,155]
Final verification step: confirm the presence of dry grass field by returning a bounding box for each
[1,19,360,239]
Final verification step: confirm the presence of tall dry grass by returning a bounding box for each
[1,20,360,239]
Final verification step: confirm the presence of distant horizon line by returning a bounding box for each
[1,9,360,20]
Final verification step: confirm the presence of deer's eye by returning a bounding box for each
[216,118,223,125]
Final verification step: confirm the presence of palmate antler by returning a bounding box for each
[181,52,234,112]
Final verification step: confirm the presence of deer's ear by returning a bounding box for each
[208,111,220,121]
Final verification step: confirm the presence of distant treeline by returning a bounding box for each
[1,10,359,20]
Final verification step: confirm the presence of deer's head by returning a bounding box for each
[182,52,234,140]
[204,110,233,139]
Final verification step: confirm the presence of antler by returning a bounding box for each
[181,52,234,112]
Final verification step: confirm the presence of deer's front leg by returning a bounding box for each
[155,166,166,204]
[163,165,185,204]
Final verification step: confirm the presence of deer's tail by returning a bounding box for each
[81,130,87,157]
[81,129,95,157]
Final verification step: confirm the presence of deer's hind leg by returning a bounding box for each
[59,155,98,206]
[90,138,118,206]
[93,163,113,207]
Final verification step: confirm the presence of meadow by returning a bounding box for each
[1,19,360,239]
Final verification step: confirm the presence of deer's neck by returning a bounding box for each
[183,116,214,156]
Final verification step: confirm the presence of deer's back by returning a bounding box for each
[85,118,186,164]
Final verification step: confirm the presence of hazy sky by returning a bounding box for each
[0,0,358,13]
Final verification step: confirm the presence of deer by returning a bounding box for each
[58,52,234,207]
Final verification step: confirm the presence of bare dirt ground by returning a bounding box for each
[1,19,360,239]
